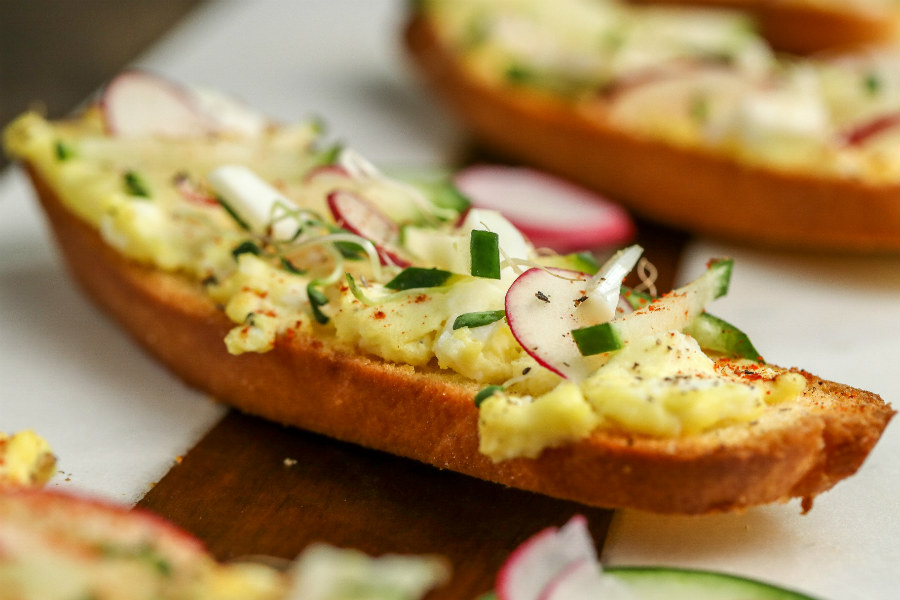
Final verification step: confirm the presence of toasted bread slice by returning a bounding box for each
[17,161,893,514]
[629,0,900,54]
[403,10,900,252]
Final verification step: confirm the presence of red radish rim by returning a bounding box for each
[496,525,563,600]
[504,267,594,380]
[0,488,207,554]
[303,163,352,183]
[99,69,211,137]
[454,165,634,252]
[840,111,900,147]
[326,189,410,267]
[537,558,595,600]
[496,515,593,600]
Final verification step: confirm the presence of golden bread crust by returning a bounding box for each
[403,16,900,253]
[628,0,900,54]
[26,164,894,514]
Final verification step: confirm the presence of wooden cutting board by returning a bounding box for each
[136,218,687,599]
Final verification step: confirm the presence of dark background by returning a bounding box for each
[1,0,205,169]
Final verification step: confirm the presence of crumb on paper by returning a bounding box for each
[283,458,298,467]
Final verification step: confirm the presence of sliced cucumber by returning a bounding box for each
[683,313,763,362]
[470,229,501,279]
[478,566,820,600]
[604,566,820,599]
[572,259,732,355]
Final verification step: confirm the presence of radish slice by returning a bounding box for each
[303,163,351,183]
[173,173,218,206]
[101,70,212,137]
[539,559,615,600]
[496,515,597,600]
[505,247,642,380]
[327,189,410,267]
[101,70,268,138]
[840,111,900,146]
[505,267,596,380]
[453,165,634,252]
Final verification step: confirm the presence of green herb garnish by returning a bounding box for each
[123,171,150,198]
[55,140,75,161]
[385,267,452,291]
[217,196,251,231]
[307,283,330,324]
[474,385,504,407]
[453,310,506,330]
[231,240,261,260]
[864,72,882,96]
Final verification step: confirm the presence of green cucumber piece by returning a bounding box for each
[572,259,733,355]
[619,282,762,361]
[478,566,820,600]
[538,251,601,275]
[684,313,763,362]
[604,566,820,599]
[470,229,501,279]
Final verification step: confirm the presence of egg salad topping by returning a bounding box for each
[4,85,805,461]
[0,430,56,488]
[422,0,900,183]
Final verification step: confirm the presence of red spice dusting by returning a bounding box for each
[373,310,386,320]
[414,294,429,303]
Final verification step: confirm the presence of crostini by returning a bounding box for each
[3,72,893,514]
[0,488,448,600]
[404,0,900,251]
[629,0,900,54]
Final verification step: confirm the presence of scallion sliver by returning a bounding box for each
[385,267,452,291]
[474,385,504,407]
[452,310,506,330]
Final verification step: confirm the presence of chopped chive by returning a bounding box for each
[571,322,622,356]
[280,257,306,275]
[232,240,261,260]
[55,140,75,161]
[385,267,452,291]
[474,385,504,407]
[505,64,534,85]
[312,142,343,167]
[216,197,251,231]
[307,283,330,324]
[452,310,506,330]
[123,171,150,198]
[325,225,368,259]
[689,93,709,124]
[345,273,379,307]
[864,72,882,96]
[708,258,733,298]
[470,229,501,279]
